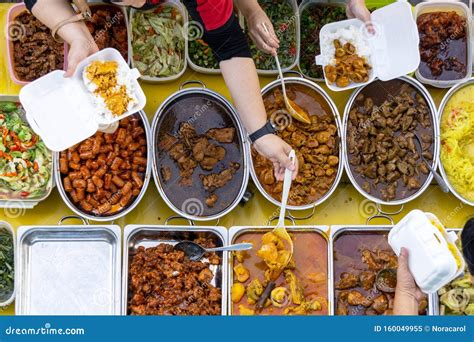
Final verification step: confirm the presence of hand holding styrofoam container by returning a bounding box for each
[19,48,146,152]
[388,209,465,294]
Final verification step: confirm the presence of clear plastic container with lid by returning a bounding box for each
[19,48,146,152]
[388,209,465,294]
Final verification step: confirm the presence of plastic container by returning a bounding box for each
[0,221,15,308]
[243,0,300,76]
[6,3,67,86]
[388,210,465,294]
[316,1,420,92]
[19,48,146,152]
[414,1,472,89]
[129,2,188,82]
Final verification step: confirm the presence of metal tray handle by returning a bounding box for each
[277,70,303,79]
[376,203,404,216]
[288,206,316,221]
[179,80,206,90]
[267,216,296,226]
[58,215,88,225]
[164,215,195,226]
[366,214,394,225]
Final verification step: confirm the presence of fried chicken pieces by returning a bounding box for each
[159,122,239,208]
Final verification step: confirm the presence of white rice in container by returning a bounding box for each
[320,25,372,68]
[83,62,138,122]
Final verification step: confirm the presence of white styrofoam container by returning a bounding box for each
[129,1,188,82]
[414,1,472,89]
[388,209,465,294]
[19,48,146,152]
[316,1,420,91]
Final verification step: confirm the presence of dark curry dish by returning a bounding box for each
[334,231,428,316]
[253,84,340,206]
[418,11,467,81]
[347,79,434,202]
[232,230,328,315]
[128,236,221,315]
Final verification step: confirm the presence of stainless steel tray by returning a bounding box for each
[228,225,330,315]
[429,228,463,316]
[15,225,121,315]
[122,224,228,315]
[329,225,434,316]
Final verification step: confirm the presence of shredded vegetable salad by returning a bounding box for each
[0,102,52,199]
[132,5,185,78]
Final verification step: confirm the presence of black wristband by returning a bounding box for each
[249,121,276,143]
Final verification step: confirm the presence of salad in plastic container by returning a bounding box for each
[0,100,53,202]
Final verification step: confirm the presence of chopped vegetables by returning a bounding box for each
[247,0,297,70]
[0,102,52,199]
[188,38,219,70]
[0,228,14,303]
[131,5,185,78]
[300,4,347,79]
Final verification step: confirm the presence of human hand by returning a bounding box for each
[253,134,298,181]
[246,9,280,56]
[346,0,373,33]
[64,38,98,77]
[393,248,424,315]
[111,0,146,7]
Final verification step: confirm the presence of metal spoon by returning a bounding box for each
[174,241,253,261]
[413,134,449,193]
[375,268,397,293]
[261,23,311,124]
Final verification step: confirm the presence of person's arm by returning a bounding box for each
[234,0,279,56]
[393,248,424,315]
[220,58,296,179]
[346,0,372,25]
[28,0,98,76]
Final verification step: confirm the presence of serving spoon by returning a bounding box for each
[413,134,449,193]
[256,150,296,310]
[174,241,253,261]
[261,23,311,124]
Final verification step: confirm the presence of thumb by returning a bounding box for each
[397,247,411,283]
[64,61,77,78]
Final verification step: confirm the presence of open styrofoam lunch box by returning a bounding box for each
[388,209,465,294]
[19,48,146,152]
[315,1,420,91]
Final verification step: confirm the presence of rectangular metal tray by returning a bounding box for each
[122,225,228,315]
[228,225,330,315]
[15,225,121,315]
[429,228,463,316]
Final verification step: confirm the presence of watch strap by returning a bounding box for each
[249,121,276,143]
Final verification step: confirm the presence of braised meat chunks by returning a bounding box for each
[60,115,147,216]
[12,11,64,81]
[128,237,222,315]
[347,81,434,202]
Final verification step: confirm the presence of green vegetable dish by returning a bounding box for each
[300,4,347,79]
[248,0,297,70]
[132,5,185,78]
[0,227,14,303]
[0,101,52,200]
[188,38,219,70]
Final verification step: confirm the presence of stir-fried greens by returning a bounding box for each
[0,228,14,302]
[189,38,219,70]
[0,102,52,199]
[132,5,185,78]
[248,0,297,70]
[300,5,347,79]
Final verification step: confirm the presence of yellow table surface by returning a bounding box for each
[0,3,472,315]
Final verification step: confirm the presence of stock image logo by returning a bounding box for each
[359,199,377,219]
[270,109,293,131]
[181,197,204,216]
[6,21,26,42]
[3,201,26,219]
[182,21,204,42]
